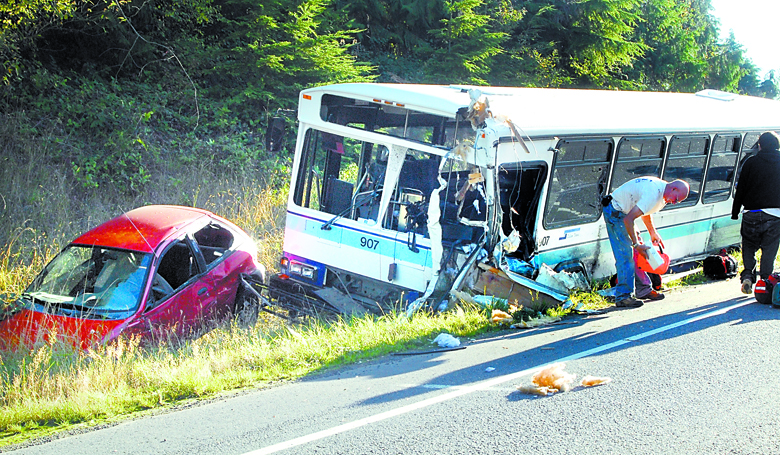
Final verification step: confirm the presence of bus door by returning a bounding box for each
[496,162,548,262]
[376,144,439,290]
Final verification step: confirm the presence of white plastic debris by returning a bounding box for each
[471,198,482,215]
[502,230,521,253]
[476,248,488,262]
[485,367,496,372]
[433,333,461,348]
[535,264,590,294]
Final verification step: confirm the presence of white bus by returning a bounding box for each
[265,83,780,314]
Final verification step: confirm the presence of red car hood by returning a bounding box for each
[0,309,123,350]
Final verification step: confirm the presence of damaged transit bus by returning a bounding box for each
[263,83,780,316]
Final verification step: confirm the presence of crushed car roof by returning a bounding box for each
[71,205,212,253]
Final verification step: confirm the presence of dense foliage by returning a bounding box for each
[0,0,778,197]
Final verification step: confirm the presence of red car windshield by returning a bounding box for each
[21,246,152,320]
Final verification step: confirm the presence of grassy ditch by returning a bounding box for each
[0,308,493,446]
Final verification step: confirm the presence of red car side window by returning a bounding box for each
[193,222,235,266]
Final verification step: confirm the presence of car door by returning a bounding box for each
[123,236,216,342]
[191,221,246,321]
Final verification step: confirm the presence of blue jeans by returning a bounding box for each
[740,211,780,281]
[604,203,651,299]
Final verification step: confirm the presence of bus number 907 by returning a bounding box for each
[360,237,379,250]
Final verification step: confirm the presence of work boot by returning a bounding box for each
[616,297,643,308]
[638,290,665,301]
[741,278,753,295]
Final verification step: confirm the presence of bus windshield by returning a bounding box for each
[293,128,476,233]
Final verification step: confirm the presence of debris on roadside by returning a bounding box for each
[510,314,562,329]
[433,333,461,348]
[580,375,612,387]
[490,309,513,325]
[535,264,591,295]
[530,363,576,392]
[516,363,611,396]
[468,263,563,313]
[452,290,562,329]
[562,298,607,315]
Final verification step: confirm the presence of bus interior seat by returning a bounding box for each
[398,157,439,197]
[323,177,354,215]
[354,189,381,220]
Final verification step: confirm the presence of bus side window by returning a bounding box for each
[702,134,741,203]
[662,135,709,208]
[293,129,369,217]
[609,137,665,193]
[733,132,762,191]
[544,138,613,229]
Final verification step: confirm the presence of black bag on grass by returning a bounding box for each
[702,249,737,280]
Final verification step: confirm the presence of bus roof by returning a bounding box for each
[301,83,780,137]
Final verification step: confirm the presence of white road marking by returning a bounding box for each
[401,383,515,392]
[244,301,749,455]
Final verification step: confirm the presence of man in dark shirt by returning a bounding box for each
[731,131,780,295]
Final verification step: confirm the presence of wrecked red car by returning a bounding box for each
[0,205,265,349]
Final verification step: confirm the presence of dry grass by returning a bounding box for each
[0,165,287,306]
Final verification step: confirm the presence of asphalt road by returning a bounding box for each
[6,278,780,455]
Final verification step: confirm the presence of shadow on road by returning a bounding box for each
[329,292,776,407]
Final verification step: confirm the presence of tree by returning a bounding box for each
[740,68,779,99]
[425,0,508,84]
[196,0,374,121]
[758,71,779,99]
[502,0,647,87]
[0,1,136,93]
[627,0,712,91]
[705,33,747,93]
